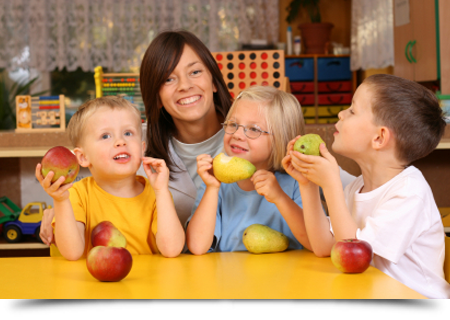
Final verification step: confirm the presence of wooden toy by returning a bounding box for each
[94,66,145,121]
[15,95,65,133]
[211,50,288,98]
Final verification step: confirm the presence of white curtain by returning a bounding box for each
[350,0,394,71]
[0,0,279,72]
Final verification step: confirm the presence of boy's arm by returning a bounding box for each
[35,163,85,260]
[154,188,185,258]
[291,144,358,241]
[142,157,184,258]
[186,186,220,255]
[53,199,86,260]
[298,183,335,257]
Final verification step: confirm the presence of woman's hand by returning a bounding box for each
[251,170,285,204]
[142,157,170,193]
[35,163,73,202]
[196,154,221,189]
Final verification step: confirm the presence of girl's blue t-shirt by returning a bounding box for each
[187,171,304,252]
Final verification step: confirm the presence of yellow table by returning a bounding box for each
[0,250,425,299]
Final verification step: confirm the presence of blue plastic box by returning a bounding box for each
[285,58,314,81]
[317,57,352,81]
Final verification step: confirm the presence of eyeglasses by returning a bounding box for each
[221,120,271,139]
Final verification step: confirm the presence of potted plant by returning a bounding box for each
[286,0,334,54]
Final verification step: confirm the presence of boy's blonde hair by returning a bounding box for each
[226,86,305,173]
[67,96,142,147]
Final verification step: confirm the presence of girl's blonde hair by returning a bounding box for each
[225,86,305,173]
[67,96,142,147]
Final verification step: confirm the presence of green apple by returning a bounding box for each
[213,153,256,184]
[293,134,326,156]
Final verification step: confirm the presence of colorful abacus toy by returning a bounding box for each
[94,66,145,121]
[15,95,66,133]
[211,50,288,98]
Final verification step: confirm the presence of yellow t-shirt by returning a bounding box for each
[64,175,158,257]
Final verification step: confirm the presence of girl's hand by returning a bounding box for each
[196,154,221,189]
[290,143,340,189]
[35,163,72,202]
[251,170,284,204]
[142,157,170,192]
[282,136,310,186]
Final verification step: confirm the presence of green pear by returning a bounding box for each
[213,153,256,184]
[293,134,326,156]
[243,224,289,254]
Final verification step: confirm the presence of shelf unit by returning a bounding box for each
[285,54,357,124]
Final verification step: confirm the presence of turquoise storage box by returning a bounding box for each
[285,58,314,81]
[317,57,351,81]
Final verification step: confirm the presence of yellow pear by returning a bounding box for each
[213,153,256,184]
[293,134,326,156]
[243,224,289,254]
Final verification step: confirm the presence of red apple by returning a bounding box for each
[331,239,373,273]
[91,221,127,248]
[41,146,80,185]
[86,246,133,282]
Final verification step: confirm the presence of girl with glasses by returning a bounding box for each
[186,86,314,254]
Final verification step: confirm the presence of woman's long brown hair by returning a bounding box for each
[140,30,232,180]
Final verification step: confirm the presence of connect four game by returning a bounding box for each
[94,66,145,121]
[211,50,287,98]
[15,95,66,133]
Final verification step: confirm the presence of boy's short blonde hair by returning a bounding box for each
[67,96,142,147]
[226,86,305,173]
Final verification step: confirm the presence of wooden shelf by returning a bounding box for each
[0,146,71,158]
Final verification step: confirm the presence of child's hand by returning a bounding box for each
[251,170,284,204]
[196,154,221,189]
[142,157,170,192]
[290,143,340,189]
[35,163,72,202]
[282,136,310,185]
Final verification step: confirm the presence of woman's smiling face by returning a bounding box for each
[158,45,217,126]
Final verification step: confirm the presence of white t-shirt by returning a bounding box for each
[334,166,449,298]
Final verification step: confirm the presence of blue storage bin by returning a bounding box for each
[317,57,351,81]
[285,58,314,81]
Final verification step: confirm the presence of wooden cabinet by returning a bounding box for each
[394,0,437,82]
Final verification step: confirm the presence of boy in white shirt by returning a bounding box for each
[283,74,450,298]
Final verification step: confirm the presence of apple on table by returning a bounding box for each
[331,239,373,273]
[86,221,132,282]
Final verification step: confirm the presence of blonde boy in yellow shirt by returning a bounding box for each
[35,96,185,260]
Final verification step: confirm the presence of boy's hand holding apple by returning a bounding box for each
[290,140,340,190]
[35,146,80,202]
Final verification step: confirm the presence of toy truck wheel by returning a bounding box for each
[4,225,22,243]
[35,227,43,243]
